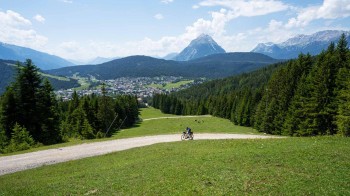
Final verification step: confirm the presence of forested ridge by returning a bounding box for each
[47,52,280,79]
[153,34,350,136]
[0,60,139,153]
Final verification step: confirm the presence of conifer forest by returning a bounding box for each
[153,34,350,137]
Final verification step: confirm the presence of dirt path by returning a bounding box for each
[0,133,281,176]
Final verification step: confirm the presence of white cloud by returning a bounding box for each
[0,10,31,27]
[180,0,289,44]
[286,0,350,28]
[54,37,187,61]
[54,0,292,60]
[154,13,164,20]
[34,14,45,23]
[194,0,289,17]
[54,40,129,61]
[178,0,291,52]
[0,10,47,49]
[161,0,173,4]
[53,0,350,61]
[192,5,200,9]
[184,8,230,38]
[62,0,73,3]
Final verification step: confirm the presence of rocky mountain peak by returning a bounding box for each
[174,34,226,61]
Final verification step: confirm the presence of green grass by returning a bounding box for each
[130,108,258,137]
[139,107,178,119]
[116,115,257,138]
[39,73,70,81]
[148,80,194,90]
[0,108,256,156]
[1,137,349,195]
[115,107,258,139]
[165,80,194,89]
[74,77,90,90]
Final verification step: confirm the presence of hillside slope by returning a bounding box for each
[154,35,350,137]
[47,53,280,79]
[0,60,79,94]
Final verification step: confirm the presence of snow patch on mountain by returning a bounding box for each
[252,30,350,59]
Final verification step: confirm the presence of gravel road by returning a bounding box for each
[0,133,280,176]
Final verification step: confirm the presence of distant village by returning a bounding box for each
[55,76,205,103]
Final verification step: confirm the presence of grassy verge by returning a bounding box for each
[0,137,349,195]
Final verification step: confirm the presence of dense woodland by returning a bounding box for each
[153,34,350,137]
[0,60,139,153]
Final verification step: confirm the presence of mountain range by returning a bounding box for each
[173,34,226,61]
[1,30,347,71]
[252,30,350,59]
[1,29,349,93]
[47,52,280,79]
[0,42,74,70]
[69,56,120,65]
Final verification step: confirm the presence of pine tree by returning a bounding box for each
[336,75,350,136]
[12,60,42,141]
[336,33,348,66]
[5,123,35,153]
[97,84,116,136]
[291,46,338,135]
[69,106,88,138]
[0,87,18,139]
[283,74,308,136]
[68,90,79,114]
[283,54,314,136]
[0,129,8,153]
[82,96,98,133]
[81,118,95,139]
[335,33,350,136]
[37,79,62,144]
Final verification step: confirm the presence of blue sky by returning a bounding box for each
[0,0,349,61]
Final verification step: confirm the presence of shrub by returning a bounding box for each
[5,123,35,153]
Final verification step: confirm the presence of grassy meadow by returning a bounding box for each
[1,107,349,195]
[116,107,258,138]
[148,80,194,90]
[0,137,349,195]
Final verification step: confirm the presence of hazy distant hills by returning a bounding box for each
[173,34,226,61]
[0,60,17,94]
[0,59,79,94]
[0,42,75,70]
[252,30,350,59]
[69,56,120,65]
[47,52,280,79]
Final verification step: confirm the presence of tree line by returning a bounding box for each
[0,60,139,153]
[153,34,350,137]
